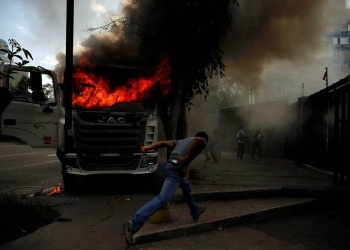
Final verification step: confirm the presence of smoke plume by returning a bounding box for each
[222,0,330,88]
[55,0,145,79]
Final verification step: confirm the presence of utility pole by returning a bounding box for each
[302,83,304,97]
[248,86,252,105]
[297,86,305,165]
[299,85,304,139]
[64,0,74,133]
[325,67,330,157]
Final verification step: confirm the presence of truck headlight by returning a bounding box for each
[140,157,158,168]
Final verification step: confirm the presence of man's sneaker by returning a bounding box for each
[193,206,206,221]
[123,219,134,246]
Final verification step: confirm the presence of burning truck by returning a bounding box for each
[0,60,171,191]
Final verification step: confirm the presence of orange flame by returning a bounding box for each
[72,56,172,108]
[47,182,63,196]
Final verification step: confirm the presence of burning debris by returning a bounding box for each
[47,182,63,196]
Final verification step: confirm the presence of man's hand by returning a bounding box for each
[140,146,148,153]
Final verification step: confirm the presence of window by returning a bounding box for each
[333,37,340,44]
[42,74,55,104]
[341,37,349,44]
[8,70,55,104]
[346,0,350,9]
[8,71,31,102]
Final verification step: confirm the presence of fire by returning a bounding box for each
[72,56,172,108]
[47,182,63,196]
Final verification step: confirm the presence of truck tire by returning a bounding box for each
[61,164,78,192]
[56,148,79,192]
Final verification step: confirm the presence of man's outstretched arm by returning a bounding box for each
[177,137,206,166]
[140,140,174,153]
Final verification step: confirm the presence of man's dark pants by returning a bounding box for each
[252,141,261,158]
[237,143,245,158]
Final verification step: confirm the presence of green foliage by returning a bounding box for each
[43,83,54,100]
[0,192,60,244]
[10,75,31,97]
[0,39,34,88]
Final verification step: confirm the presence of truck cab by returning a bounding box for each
[1,66,166,191]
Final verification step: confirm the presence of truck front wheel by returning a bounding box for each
[61,164,78,192]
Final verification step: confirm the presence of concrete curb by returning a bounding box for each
[172,187,282,203]
[172,187,350,203]
[133,198,319,245]
[285,158,333,177]
[301,163,333,177]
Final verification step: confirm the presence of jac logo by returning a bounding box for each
[107,117,117,123]
[117,117,126,123]
[98,117,126,123]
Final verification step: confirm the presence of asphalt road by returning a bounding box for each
[0,140,158,249]
[0,140,156,193]
[0,141,61,192]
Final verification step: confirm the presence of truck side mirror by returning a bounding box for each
[30,71,42,91]
[32,90,45,103]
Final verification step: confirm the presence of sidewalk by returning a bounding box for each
[189,152,334,189]
[132,152,350,248]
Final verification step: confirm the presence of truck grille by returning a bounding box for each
[73,111,147,152]
[72,110,156,171]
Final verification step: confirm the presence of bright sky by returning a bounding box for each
[1,0,123,70]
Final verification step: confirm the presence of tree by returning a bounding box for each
[0,39,33,87]
[138,0,239,139]
[0,39,33,117]
[43,83,54,100]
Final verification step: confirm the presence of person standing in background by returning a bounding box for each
[204,132,219,163]
[236,127,246,159]
[252,129,263,159]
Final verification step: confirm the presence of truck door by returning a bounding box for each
[1,69,60,148]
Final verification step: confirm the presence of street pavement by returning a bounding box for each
[1,151,350,250]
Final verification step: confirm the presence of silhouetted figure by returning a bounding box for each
[236,127,246,159]
[252,129,263,159]
[204,132,219,163]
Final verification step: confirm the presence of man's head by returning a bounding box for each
[195,131,208,141]
[239,127,244,131]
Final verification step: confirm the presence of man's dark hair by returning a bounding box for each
[195,131,208,141]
